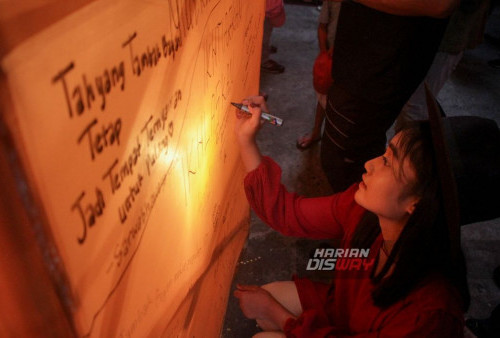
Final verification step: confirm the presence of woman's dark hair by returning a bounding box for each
[350,121,470,310]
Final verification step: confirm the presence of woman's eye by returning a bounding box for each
[382,156,390,166]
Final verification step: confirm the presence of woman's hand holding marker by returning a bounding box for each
[233,96,268,172]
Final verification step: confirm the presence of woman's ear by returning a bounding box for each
[406,198,420,215]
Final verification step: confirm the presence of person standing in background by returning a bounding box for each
[396,0,492,131]
[261,0,286,74]
[320,0,458,192]
[296,0,340,150]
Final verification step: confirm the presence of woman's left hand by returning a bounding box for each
[234,284,296,331]
[234,284,276,320]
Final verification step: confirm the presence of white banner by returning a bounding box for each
[2,0,263,336]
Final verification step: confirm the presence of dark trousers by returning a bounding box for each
[320,85,402,192]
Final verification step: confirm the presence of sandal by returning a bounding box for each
[261,59,285,74]
[296,135,321,151]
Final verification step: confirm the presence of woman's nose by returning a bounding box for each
[364,157,375,173]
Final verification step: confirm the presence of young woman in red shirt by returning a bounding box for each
[233,95,500,337]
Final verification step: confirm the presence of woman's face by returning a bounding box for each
[354,132,420,222]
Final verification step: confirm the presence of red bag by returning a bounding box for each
[313,51,333,95]
[266,0,286,27]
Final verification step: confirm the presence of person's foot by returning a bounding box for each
[488,58,500,69]
[296,134,321,151]
[261,59,285,74]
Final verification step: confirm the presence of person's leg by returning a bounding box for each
[261,18,273,64]
[255,281,302,331]
[311,102,325,140]
[320,138,366,192]
[297,101,325,150]
[261,18,284,73]
[321,85,398,192]
[396,51,463,131]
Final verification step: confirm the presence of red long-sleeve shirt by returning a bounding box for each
[244,157,464,337]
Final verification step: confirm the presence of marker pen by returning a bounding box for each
[231,102,283,126]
